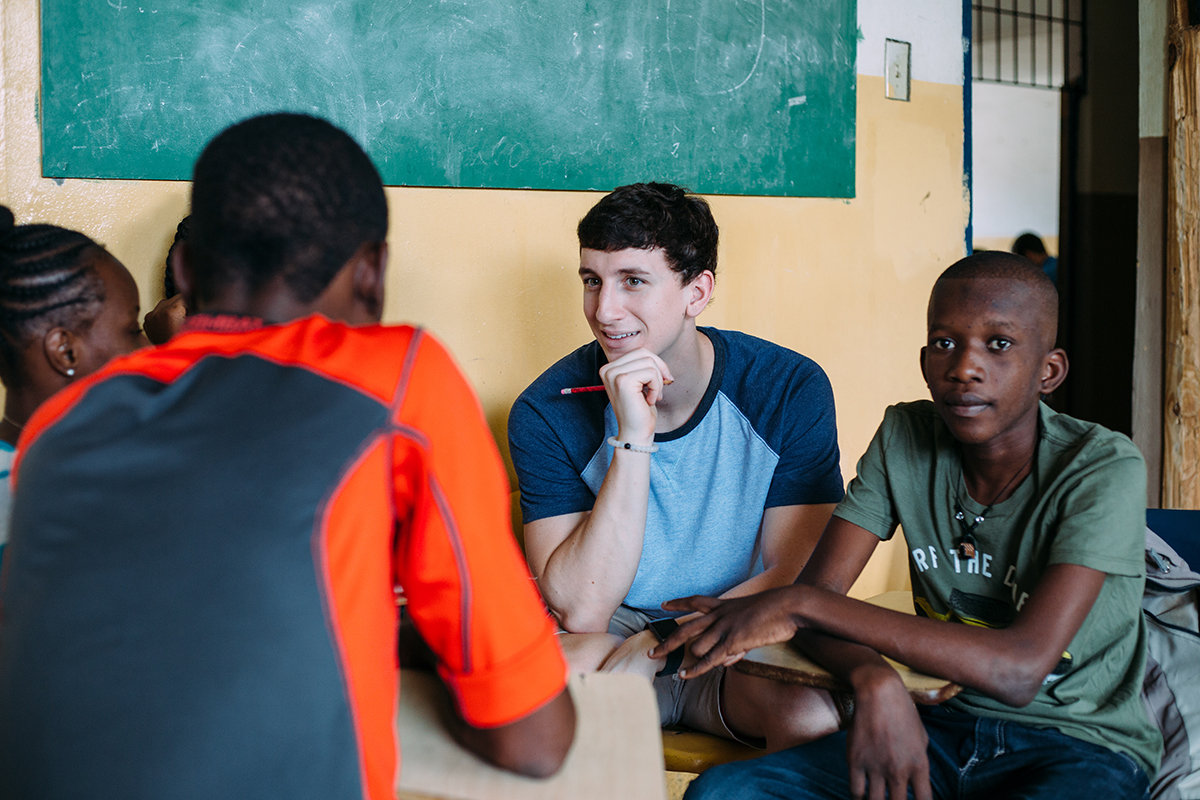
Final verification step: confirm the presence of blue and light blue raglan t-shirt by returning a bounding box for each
[0,440,13,570]
[508,327,845,615]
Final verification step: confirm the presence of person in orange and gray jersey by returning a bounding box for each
[0,113,574,800]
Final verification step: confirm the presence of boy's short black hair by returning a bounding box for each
[937,250,1055,289]
[1011,233,1047,258]
[577,183,718,284]
[189,113,387,305]
[933,251,1059,344]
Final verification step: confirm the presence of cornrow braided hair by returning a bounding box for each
[0,208,106,386]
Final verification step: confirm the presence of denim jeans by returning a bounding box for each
[684,705,1150,800]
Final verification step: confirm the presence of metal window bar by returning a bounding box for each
[972,0,1084,90]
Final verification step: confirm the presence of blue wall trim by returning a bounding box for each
[963,0,973,255]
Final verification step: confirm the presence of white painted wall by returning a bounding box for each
[970,81,1060,241]
[857,0,964,86]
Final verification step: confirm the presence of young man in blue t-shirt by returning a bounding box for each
[508,183,846,749]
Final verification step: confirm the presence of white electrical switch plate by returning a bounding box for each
[885,39,911,101]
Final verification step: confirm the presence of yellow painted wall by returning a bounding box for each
[2,0,967,597]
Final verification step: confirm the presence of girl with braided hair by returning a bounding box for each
[0,206,148,567]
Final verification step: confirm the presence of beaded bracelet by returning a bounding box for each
[607,436,659,454]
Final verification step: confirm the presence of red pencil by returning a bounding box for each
[560,378,673,395]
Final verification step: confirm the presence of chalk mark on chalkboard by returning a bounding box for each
[230,26,260,66]
[664,0,766,97]
[716,0,767,95]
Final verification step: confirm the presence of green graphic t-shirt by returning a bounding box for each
[833,401,1162,777]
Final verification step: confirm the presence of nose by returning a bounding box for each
[591,282,623,325]
[947,343,984,384]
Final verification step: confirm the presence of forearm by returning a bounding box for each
[718,564,803,599]
[663,562,1099,707]
[446,687,577,779]
[792,588,1053,705]
[791,629,902,693]
[538,449,651,631]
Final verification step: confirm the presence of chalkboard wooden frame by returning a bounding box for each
[41,0,856,197]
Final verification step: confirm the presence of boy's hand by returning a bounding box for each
[598,348,673,444]
[648,587,804,677]
[846,669,932,800]
[144,294,187,345]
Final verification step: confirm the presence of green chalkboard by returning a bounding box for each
[41,0,856,197]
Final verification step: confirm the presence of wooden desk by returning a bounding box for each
[733,591,962,705]
[396,670,667,800]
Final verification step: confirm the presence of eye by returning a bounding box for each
[581,276,600,288]
[988,337,1013,352]
[625,276,643,287]
[930,337,954,350]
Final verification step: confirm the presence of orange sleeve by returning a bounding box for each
[392,332,567,728]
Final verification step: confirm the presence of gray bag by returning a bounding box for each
[1143,528,1200,800]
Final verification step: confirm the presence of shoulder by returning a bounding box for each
[517,340,606,398]
[710,328,826,381]
[881,399,943,430]
[1039,404,1146,484]
[256,317,430,405]
[509,340,608,441]
[872,400,949,455]
[1037,405,1147,573]
[292,316,423,357]
[707,328,835,415]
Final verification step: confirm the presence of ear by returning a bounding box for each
[43,328,81,380]
[684,270,715,319]
[351,241,387,323]
[1039,348,1068,394]
[919,346,930,386]
[172,242,195,312]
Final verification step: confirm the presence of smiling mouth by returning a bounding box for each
[603,332,638,341]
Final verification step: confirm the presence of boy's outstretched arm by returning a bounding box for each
[652,516,1107,708]
[400,615,577,778]
[445,688,577,779]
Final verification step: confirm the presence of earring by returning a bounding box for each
[66,368,75,377]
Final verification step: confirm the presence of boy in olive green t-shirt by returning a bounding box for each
[653,252,1162,800]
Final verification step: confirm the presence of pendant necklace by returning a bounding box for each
[953,451,1034,559]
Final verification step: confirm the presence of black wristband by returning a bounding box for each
[645,618,684,677]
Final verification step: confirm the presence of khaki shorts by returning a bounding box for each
[609,605,758,745]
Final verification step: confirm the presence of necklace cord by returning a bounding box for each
[954,450,1035,558]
